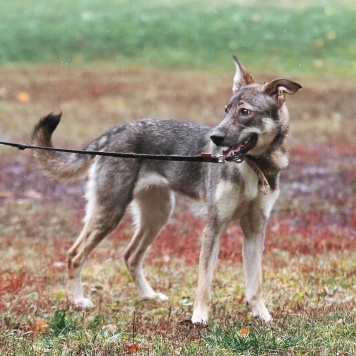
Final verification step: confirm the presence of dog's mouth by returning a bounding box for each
[222,133,258,160]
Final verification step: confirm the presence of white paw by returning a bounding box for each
[72,297,94,310]
[256,310,272,323]
[191,307,208,324]
[191,315,208,324]
[251,302,272,322]
[142,291,169,301]
[155,292,169,301]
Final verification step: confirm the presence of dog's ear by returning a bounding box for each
[262,79,302,100]
[232,55,255,93]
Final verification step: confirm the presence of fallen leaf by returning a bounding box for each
[125,344,141,353]
[17,91,30,103]
[0,191,12,199]
[239,328,250,336]
[35,319,49,333]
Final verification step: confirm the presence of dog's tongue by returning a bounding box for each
[222,144,242,159]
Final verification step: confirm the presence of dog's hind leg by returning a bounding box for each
[66,160,137,309]
[66,204,130,309]
[124,184,175,301]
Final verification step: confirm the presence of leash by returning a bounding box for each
[0,140,225,163]
[0,140,270,193]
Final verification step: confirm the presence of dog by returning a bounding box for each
[31,55,301,324]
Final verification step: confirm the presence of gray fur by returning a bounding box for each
[32,56,301,323]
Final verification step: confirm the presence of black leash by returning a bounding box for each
[0,140,270,193]
[0,141,225,163]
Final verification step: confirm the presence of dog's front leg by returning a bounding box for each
[240,208,272,322]
[191,219,227,324]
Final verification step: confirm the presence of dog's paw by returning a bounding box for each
[255,310,272,323]
[141,291,169,301]
[191,308,208,324]
[250,302,272,322]
[154,292,169,301]
[191,315,208,325]
[72,297,94,310]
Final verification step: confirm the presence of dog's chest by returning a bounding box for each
[214,162,260,221]
[239,162,259,201]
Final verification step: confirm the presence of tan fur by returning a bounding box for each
[32,56,301,324]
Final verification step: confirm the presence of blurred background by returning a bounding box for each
[0,0,355,143]
[1,0,355,72]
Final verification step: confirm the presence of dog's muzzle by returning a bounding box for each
[210,128,258,161]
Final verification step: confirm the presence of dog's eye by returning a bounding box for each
[238,108,250,116]
[224,104,230,114]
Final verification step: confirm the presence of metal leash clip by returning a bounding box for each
[216,155,226,163]
[232,155,244,163]
[220,154,244,164]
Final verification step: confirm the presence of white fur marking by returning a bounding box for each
[271,150,289,169]
[215,181,240,220]
[260,189,279,218]
[84,161,98,224]
[131,174,173,228]
[133,173,169,195]
[130,200,141,228]
[233,72,242,92]
[240,162,259,201]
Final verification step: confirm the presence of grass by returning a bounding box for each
[207,313,355,355]
[0,141,355,354]
[0,0,355,79]
[2,309,354,354]
[0,245,355,354]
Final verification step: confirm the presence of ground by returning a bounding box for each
[0,66,355,354]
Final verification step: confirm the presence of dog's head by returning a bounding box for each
[210,55,301,161]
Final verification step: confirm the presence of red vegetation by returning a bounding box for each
[0,272,26,296]
[0,133,355,269]
[0,272,31,311]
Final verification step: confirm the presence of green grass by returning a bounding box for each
[0,0,355,78]
[206,316,355,355]
[1,300,355,354]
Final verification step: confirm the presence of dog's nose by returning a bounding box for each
[210,133,225,146]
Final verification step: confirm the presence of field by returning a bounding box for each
[0,0,355,354]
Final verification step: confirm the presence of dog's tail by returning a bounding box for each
[31,113,105,182]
